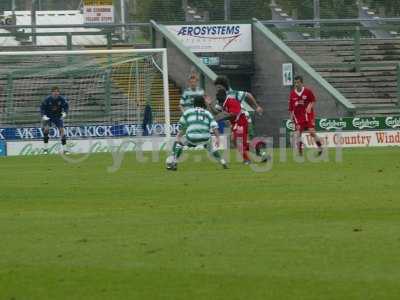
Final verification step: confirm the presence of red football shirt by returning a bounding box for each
[288,87,316,124]
[223,96,247,126]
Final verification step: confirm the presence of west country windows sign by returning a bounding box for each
[283,116,400,148]
[166,24,252,53]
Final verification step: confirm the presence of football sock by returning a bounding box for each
[44,132,49,144]
[173,142,183,159]
[211,150,226,165]
[298,141,304,154]
[255,141,266,157]
[61,135,67,145]
[243,151,250,162]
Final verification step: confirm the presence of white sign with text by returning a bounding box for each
[166,24,252,53]
[301,130,400,148]
[84,5,114,24]
[6,136,228,156]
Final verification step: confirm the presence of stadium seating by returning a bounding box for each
[287,38,400,116]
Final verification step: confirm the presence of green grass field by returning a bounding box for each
[0,148,399,300]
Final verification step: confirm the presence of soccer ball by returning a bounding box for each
[165,155,176,170]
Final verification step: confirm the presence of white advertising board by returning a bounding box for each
[6,136,228,156]
[83,0,114,24]
[166,24,252,53]
[302,130,400,148]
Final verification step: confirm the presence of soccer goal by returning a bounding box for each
[0,49,171,136]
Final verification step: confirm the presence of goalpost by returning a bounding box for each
[0,49,171,137]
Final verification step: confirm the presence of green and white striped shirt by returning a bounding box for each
[227,89,247,103]
[180,87,205,110]
[227,88,253,113]
[179,107,218,144]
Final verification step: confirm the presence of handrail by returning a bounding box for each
[253,18,356,112]
[0,17,399,29]
[0,22,149,29]
[0,31,109,37]
[260,17,400,25]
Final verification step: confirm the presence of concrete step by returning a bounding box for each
[319,71,396,77]
[355,103,398,109]
[331,80,397,87]
[349,98,398,104]
[327,76,397,87]
[341,91,397,98]
[290,47,400,58]
[335,49,400,56]
[288,39,400,47]
[342,56,400,63]
[314,64,396,72]
[338,86,397,93]
[290,45,355,53]
[314,66,356,73]
[294,56,345,63]
[355,108,400,116]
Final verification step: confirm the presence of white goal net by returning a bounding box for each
[0,49,170,136]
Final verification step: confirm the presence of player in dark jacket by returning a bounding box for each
[40,86,69,154]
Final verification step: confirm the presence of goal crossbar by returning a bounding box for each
[0,49,167,56]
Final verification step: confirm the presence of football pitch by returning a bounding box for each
[0,148,399,300]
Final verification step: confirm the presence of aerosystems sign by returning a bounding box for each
[166,24,252,53]
[0,123,180,140]
[284,116,400,148]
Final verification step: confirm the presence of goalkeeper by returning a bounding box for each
[40,86,69,154]
[167,95,228,171]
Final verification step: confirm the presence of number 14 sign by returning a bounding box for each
[282,63,293,86]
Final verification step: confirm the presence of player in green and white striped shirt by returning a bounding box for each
[179,74,205,112]
[166,96,228,171]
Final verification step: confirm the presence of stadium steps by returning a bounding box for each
[287,39,400,116]
[355,107,400,117]
[349,98,398,104]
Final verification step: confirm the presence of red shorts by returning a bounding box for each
[231,117,250,160]
[293,113,315,132]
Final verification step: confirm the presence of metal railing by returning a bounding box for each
[0,23,152,48]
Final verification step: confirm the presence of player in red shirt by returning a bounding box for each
[207,76,266,164]
[288,75,323,156]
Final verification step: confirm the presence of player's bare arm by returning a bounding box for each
[212,128,220,148]
[246,92,263,115]
[176,130,184,143]
[204,96,219,113]
[306,102,314,114]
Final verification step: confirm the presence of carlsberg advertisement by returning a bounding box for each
[284,116,400,148]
